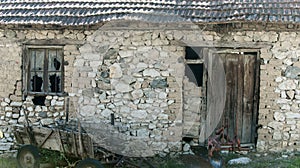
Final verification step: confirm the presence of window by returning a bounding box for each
[185,46,204,87]
[25,47,64,97]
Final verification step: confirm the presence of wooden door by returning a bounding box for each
[220,53,258,143]
[205,51,259,144]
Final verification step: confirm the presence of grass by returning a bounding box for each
[222,152,300,168]
[1,151,300,168]
[0,157,17,168]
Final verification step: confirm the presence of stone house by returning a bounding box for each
[0,0,299,156]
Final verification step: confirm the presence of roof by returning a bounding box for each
[0,0,299,26]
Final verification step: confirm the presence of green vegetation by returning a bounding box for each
[1,151,300,168]
[222,152,300,168]
[0,157,17,168]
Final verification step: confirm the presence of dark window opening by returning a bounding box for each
[182,137,193,143]
[185,64,204,87]
[27,48,63,95]
[185,46,204,87]
[244,52,257,56]
[32,96,46,106]
[185,47,202,59]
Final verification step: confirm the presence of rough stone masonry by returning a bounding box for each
[0,21,299,155]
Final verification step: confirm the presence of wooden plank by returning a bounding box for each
[205,50,226,139]
[251,53,260,143]
[241,55,256,143]
[38,130,54,148]
[171,41,272,49]
[237,54,244,142]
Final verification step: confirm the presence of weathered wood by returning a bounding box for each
[14,126,94,158]
[205,50,226,139]
[185,59,204,64]
[38,130,54,148]
[216,53,258,144]
[242,55,256,143]
[22,39,84,46]
[251,53,260,143]
[171,41,272,49]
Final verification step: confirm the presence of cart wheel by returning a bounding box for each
[17,145,40,168]
[76,158,104,168]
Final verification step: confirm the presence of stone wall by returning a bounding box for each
[0,22,299,155]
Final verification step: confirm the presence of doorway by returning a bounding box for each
[204,49,260,144]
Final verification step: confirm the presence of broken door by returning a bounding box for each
[206,51,259,144]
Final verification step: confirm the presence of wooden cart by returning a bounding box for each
[13,121,156,168]
[13,122,104,168]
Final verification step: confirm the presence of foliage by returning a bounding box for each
[158,157,185,168]
[0,157,17,168]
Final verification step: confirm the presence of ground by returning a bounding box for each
[1,149,300,168]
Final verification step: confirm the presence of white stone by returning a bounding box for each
[228,157,251,165]
[0,102,8,107]
[5,112,12,118]
[151,142,167,150]
[286,112,300,119]
[0,143,13,151]
[273,132,282,140]
[10,102,22,107]
[158,114,168,120]
[286,90,295,99]
[131,89,144,99]
[281,104,290,110]
[131,110,147,119]
[18,116,25,123]
[80,105,96,117]
[27,106,33,111]
[268,121,284,130]
[136,63,148,72]
[291,134,300,141]
[115,82,133,93]
[119,50,133,58]
[51,99,56,106]
[275,77,283,83]
[158,92,167,99]
[41,119,54,126]
[4,98,10,103]
[97,104,106,110]
[53,112,60,118]
[4,107,12,111]
[274,112,285,122]
[101,109,113,118]
[74,59,85,67]
[279,80,296,90]
[143,69,160,77]
[183,143,190,152]
[136,129,149,137]
[12,114,19,119]
[109,63,123,78]
[35,106,42,112]
[149,123,156,129]
[55,101,64,106]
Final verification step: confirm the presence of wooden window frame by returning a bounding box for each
[24,45,65,96]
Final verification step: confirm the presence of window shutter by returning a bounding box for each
[22,47,30,99]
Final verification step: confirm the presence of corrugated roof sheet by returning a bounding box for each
[0,0,299,26]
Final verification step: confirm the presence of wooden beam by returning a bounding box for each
[171,41,272,49]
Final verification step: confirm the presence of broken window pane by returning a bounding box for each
[48,49,62,71]
[30,49,44,71]
[30,72,44,92]
[49,72,61,93]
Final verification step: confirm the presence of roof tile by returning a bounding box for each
[0,0,299,26]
